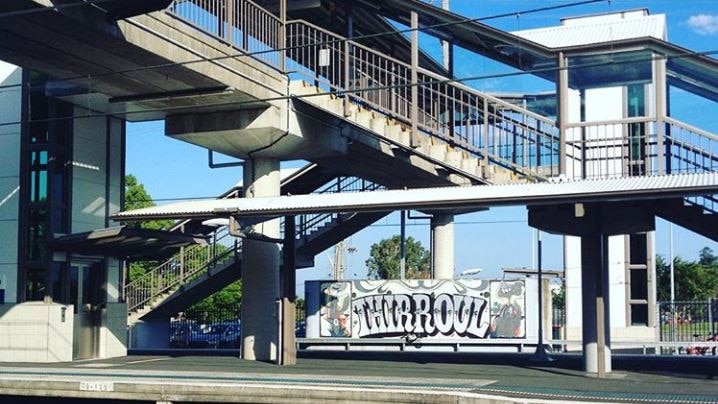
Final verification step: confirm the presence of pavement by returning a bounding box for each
[0,352,716,403]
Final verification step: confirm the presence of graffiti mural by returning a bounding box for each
[490,280,526,338]
[319,282,352,337]
[310,279,525,340]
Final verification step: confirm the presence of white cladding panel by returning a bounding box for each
[608,235,627,327]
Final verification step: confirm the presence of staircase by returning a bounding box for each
[162,1,718,223]
[167,0,561,186]
[653,118,718,241]
[125,174,386,323]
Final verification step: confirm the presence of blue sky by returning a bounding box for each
[126,0,718,295]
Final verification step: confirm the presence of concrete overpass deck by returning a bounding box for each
[0,353,716,403]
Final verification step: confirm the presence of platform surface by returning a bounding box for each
[0,352,717,403]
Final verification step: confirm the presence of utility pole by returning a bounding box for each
[333,240,346,280]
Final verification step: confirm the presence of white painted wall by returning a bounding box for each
[0,62,22,304]
[0,303,74,362]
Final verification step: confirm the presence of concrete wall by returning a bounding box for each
[0,302,74,362]
[0,62,22,304]
[100,302,127,358]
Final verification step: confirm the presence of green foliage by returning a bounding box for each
[656,247,718,301]
[365,235,430,279]
[124,174,175,282]
[187,280,243,322]
[551,284,565,308]
[124,174,174,231]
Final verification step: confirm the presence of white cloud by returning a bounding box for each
[686,14,718,35]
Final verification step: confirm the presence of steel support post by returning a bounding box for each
[410,10,419,148]
[400,211,406,279]
[279,215,297,365]
[557,52,568,176]
[654,55,667,175]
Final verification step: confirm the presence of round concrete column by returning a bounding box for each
[431,213,455,279]
[241,158,281,361]
[580,232,612,375]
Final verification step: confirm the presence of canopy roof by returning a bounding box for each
[112,173,718,221]
[50,226,207,260]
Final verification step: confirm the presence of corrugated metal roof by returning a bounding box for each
[513,14,666,48]
[112,173,718,221]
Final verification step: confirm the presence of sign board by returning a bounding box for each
[307,279,526,340]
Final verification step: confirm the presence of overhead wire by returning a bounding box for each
[0,0,613,92]
[0,46,715,132]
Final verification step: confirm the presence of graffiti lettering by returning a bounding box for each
[353,293,490,338]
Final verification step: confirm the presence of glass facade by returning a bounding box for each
[20,72,73,302]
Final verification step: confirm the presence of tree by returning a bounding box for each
[551,284,565,308]
[124,174,175,282]
[365,235,430,279]
[187,280,243,322]
[124,174,174,231]
[699,247,717,266]
[656,249,718,301]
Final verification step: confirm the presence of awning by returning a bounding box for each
[50,226,207,260]
[111,173,718,221]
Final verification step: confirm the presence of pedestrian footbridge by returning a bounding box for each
[2,0,718,373]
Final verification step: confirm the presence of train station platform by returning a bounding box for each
[0,353,716,403]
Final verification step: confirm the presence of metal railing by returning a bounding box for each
[126,175,380,315]
[293,176,383,239]
[658,300,717,355]
[125,225,240,313]
[165,0,718,188]
[285,20,560,178]
[167,0,560,180]
[168,0,282,68]
[564,117,658,179]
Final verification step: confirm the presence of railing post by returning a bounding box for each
[179,246,186,284]
[557,52,568,176]
[241,0,248,50]
[343,39,351,117]
[226,0,235,46]
[410,10,419,148]
[483,100,489,156]
[279,0,286,73]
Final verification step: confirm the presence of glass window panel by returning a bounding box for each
[630,268,648,300]
[631,304,648,326]
[27,207,47,260]
[629,233,648,265]
[25,266,46,301]
[627,84,645,117]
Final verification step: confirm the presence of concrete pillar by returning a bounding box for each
[130,318,169,349]
[242,158,281,361]
[431,213,455,279]
[580,232,612,375]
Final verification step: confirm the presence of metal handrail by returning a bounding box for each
[125,225,240,313]
[285,19,559,178]
[126,175,381,314]
[166,1,559,179]
[165,0,718,187]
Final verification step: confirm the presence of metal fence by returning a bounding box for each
[169,304,306,349]
[658,299,717,344]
